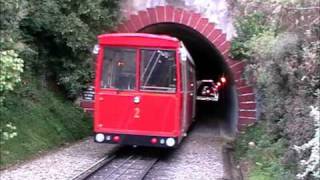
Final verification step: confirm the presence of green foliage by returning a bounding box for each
[1,0,120,98]
[20,0,119,98]
[246,31,276,60]
[235,123,295,180]
[0,50,24,103]
[231,13,271,59]
[232,0,320,179]
[0,0,27,48]
[0,0,119,168]
[0,122,17,145]
[0,75,92,167]
[294,106,320,179]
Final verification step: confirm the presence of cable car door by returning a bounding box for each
[95,47,138,132]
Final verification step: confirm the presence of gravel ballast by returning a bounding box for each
[1,118,228,180]
[145,121,226,180]
[0,138,117,180]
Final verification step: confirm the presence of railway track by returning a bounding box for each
[73,147,162,180]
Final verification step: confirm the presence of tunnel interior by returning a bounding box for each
[138,23,238,134]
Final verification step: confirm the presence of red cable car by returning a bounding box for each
[93,33,196,148]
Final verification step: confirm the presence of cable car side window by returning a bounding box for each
[101,48,136,90]
[140,49,176,92]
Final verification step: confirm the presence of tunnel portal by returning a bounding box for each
[114,6,257,132]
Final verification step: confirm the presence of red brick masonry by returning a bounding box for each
[108,6,256,130]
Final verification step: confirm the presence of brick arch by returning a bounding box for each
[114,6,256,130]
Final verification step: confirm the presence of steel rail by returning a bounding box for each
[135,158,159,180]
[72,154,117,180]
[73,147,160,180]
[101,154,135,180]
[113,156,141,180]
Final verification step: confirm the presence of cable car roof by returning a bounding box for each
[98,33,180,48]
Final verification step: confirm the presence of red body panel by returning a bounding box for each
[94,33,183,139]
[95,91,180,137]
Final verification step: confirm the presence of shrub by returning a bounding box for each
[0,50,24,104]
[231,13,271,59]
[234,123,295,180]
[1,0,120,98]
[294,106,320,179]
[231,0,320,179]
[0,75,92,166]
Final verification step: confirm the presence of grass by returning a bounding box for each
[0,76,92,167]
[234,122,295,180]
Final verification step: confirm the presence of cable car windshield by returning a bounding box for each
[101,47,136,90]
[140,49,176,92]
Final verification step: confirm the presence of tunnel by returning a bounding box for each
[113,6,257,132]
[137,23,238,135]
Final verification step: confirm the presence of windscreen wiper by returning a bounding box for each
[143,51,162,86]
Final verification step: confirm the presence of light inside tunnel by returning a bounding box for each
[138,23,238,134]
[221,76,226,83]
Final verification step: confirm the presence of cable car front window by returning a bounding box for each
[140,49,176,92]
[101,48,136,90]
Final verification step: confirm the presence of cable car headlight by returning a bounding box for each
[95,133,105,142]
[166,138,176,147]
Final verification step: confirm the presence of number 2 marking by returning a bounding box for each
[134,107,140,119]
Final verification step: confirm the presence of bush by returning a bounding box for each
[0,50,24,104]
[0,0,119,168]
[230,13,271,59]
[234,123,295,180]
[21,0,120,98]
[294,106,320,179]
[1,0,120,98]
[231,0,320,179]
[0,75,92,167]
